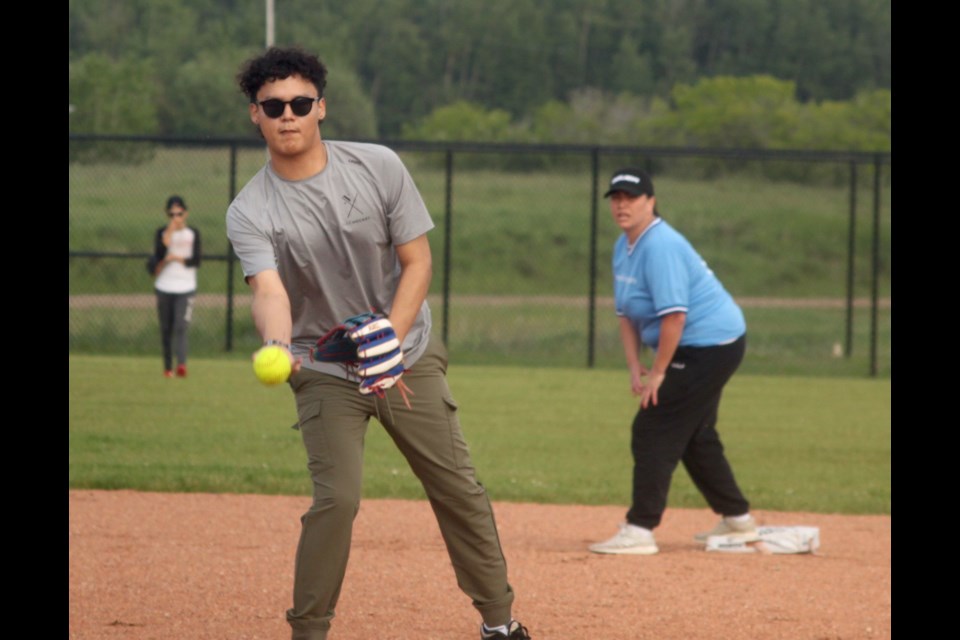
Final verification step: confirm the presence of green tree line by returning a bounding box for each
[69,0,890,151]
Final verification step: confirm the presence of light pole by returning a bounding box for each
[266,0,275,48]
[264,0,275,161]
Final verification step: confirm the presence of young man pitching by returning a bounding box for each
[225,46,530,640]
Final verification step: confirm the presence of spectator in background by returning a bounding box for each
[148,195,201,377]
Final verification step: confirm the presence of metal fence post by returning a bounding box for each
[845,161,857,358]
[870,155,882,377]
[587,147,600,368]
[225,143,238,352]
[442,149,453,346]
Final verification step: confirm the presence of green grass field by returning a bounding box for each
[69,147,891,499]
[69,354,891,515]
[67,295,891,378]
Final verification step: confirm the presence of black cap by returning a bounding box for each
[603,168,654,198]
[166,195,187,210]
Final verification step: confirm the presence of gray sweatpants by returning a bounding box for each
[284,336,515,640]
[155,289,195,371]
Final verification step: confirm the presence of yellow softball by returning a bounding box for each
[253,345,292,386]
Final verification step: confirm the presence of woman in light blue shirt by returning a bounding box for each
[589,168,757,555]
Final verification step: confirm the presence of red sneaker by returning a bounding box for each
[176,364,187,378]
[164,370,174,378]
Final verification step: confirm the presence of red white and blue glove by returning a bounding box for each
[311,311,412,407]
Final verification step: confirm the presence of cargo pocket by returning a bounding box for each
[296,400,322,429]
[443,394,472,470]
[296,401,332,474]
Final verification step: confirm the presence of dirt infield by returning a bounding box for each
[69,490,890,640]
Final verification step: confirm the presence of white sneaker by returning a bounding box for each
[694,515,760,542]
[589,523,659,555]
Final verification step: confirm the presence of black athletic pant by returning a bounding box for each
[155,289,195,371]
[626,334,750,530]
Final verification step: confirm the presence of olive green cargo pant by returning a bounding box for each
[285,337,515,640]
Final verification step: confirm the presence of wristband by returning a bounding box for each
[264,339,291,351]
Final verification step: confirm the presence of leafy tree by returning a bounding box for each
[462,0,557,118]
[535,0,594,100]
[69,53,160,163]
[668,75,798,148]
[846,89,891,152]
[610,35,656,96]
[567,0,611,89]
[137,0,200,62]
[320,64,379,140]
[191,0,266,51]
[401,101,517,142]
[689,0,776,76]
[530,89,660,145]
[786,89,891,152]
[69,53,160,134]
[168,47,263,137]
[400,100,535,169]
[277,0,364,68]
[759,0,888,102]
[69,0,140,59]
[67,0,891,142]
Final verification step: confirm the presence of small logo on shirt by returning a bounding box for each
[615,274,638,285]
[342,192,370,223]
[670,362,686,370]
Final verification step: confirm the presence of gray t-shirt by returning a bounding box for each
[226,140,435,378]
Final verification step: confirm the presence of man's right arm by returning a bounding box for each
[249,269,301,373]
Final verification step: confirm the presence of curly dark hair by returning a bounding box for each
[237,46,328,103]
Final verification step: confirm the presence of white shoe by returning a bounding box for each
[694,515,760,542]
[589,523,659,555]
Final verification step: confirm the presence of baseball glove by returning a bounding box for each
[310,311,413,408]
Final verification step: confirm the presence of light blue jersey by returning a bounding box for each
[613,218,746,349]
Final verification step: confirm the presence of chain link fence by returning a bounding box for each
[69,135,890,377]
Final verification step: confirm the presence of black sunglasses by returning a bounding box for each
[257,96,320,119]
[168,211,185,218]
